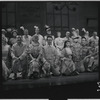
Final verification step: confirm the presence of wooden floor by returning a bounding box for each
[2,72,99,90]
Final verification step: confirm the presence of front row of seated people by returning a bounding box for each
[2,32,99,81]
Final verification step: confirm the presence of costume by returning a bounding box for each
[11,42,28,78]
[55,37,64,56]
[22,35,32,46]
[43,45,60,76]
[34,34,44,46]
[71,43,85,72]
[27,42,43,78]
[84,46,99,71]
[61,47,76,75]
[80,45,89,71]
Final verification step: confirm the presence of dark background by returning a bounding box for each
[1,1,99,37]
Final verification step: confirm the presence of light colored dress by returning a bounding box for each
[28,42,43,76]
[55,37,64,56]
[32,34,44,46]
[22,35,32,46]
[61,47,76,75]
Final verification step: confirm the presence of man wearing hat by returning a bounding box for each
[11,35,28,79]
[44,25,55,46]
[33,26,44,46]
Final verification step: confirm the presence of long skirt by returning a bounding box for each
[28,60,40,77]
[61,58,76,75]
[2,60,10,80]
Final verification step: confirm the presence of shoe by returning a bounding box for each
[71,71,79,76]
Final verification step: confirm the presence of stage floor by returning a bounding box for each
[2,72,99,90]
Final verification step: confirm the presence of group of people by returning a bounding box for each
[2,25,99,81]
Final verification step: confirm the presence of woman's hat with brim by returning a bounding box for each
[2,29,7,34]
[72,28,76,31]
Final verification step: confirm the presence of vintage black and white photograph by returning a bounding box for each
[1,1,100,98]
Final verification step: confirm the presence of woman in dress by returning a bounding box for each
[55,31,64,56]
[60,40,79,76]
[28,35,50,78]
[2,35,11,81]
[9,30,18,46]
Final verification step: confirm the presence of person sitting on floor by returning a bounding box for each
[43,36,61,76]
[27,35,44,79]
[80,37,90,72]
[60,40,79,76]
[83,40,99,72]
[11,35,28,79]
